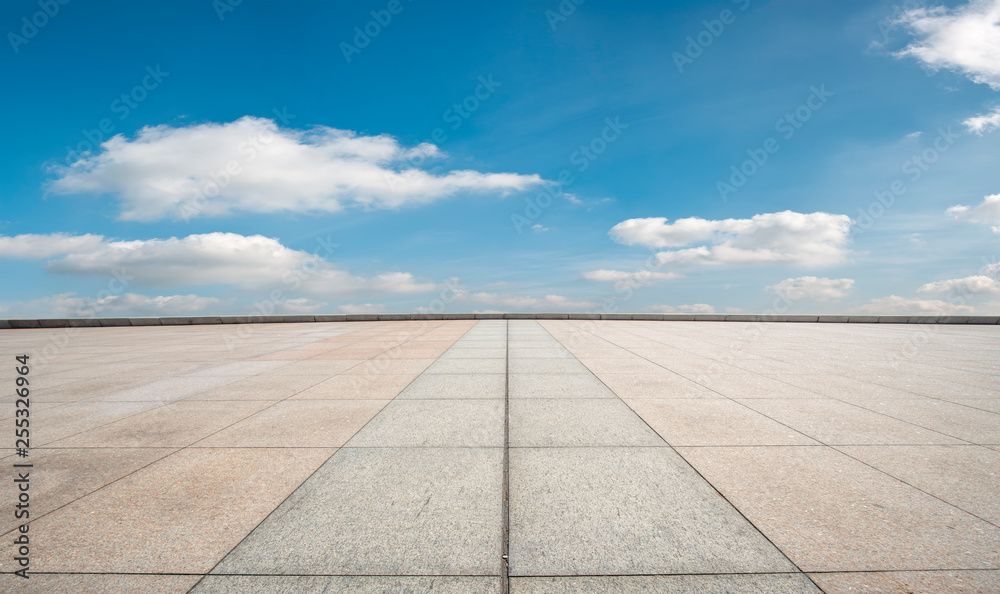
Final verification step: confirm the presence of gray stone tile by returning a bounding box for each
[509,359,589,374]
[345,399,504,447]
[510,574,820,593]
[510,399,664,447]
[398,373,505,399]
[213,447,502,576]
[439,348,506,359]
[194,576,501,593]
[508,348,574,359]
[424,358,506,374]
[509,373,615,399]
[509,447,796,576]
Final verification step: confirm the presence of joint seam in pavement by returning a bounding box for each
[576,320,1000,529]
[540,320,826,592]
[186,320,479,592]
[501,319,511,593]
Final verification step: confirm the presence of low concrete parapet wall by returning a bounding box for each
[2,313,998,329]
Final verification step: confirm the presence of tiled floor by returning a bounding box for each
[0,319,997,593]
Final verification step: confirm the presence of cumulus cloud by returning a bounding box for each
[278,298,329,314]
[947,193,1000,232]
[0,233,105,259]
[895,0,1000,89]
[1,232,437,296]
[917,275,1000,294]
[14,292,224,318]
[609,211,853,267]
[338,303,386,314]
[48,117,547,221]
[850,296,975,315]
[581,269,683,285]
[964,107,1000,134]
[766,276,855,301]
[458,292,598,311]
[643,304,716,314]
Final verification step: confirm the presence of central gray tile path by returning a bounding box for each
[193,321,820,593]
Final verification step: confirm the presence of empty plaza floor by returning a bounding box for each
[0,319,998,593]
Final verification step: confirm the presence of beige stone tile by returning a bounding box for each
[291,374,417,400]
[837,445,1000,524]
[579,357,667,375]
[275,360,364,375]
[808,570,1000,594]
[0,574,201,593]
[678,445,1000,572]
[29,448,334,573]
[248,348,333,360]
[314,347,393,358]
[26,376,152,403]
[596,373,719,399]
[195,400,390,447]
[628,399,818,446]
[186,374,329,400]
[32,401,164,445]
[49,400,274,447]
[0,447,176,535]
[697,374,823,398]
[858,398,1000,444]
[339,359,435,375]
[739,398,964,445]
[938,397,1000,414]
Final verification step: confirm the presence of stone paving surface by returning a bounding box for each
[0,319,997,593]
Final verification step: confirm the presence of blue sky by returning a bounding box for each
[2,0,1000,317]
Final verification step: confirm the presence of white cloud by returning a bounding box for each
[766,276,855,301]
[895,0,1000,89]
[0,233,105,259]
[850,296,975,315]
[964,106,1000,134]
[947,193,1000,231]
[2,232,437,296]
[917,275,1000,294]
[610,211,853,267]
[458,292,598,311]
[278,298,328,314]
[48,117,547,221]
[581,269,683,285]
[338,303,386,314]
[643,303,716,314]
[531,224,549,233]
[14,292,224,318]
